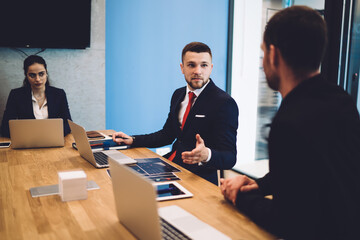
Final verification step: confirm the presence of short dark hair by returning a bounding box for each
[182,42,212,63]
[23,55,50,87]
[264,6,327,73]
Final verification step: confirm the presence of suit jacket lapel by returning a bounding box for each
[45,87,54,117]
[181,80,215,131]
[24,87,36,118]
[174,89,186,116]
[173,88,186,132]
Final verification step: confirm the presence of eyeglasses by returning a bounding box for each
[28,71,46,79]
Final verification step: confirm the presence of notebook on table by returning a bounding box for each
[9,119,64,149]
[72,138,128,152]
[68,120,136,168]
[109,157,231,240]
[86,130,106,139]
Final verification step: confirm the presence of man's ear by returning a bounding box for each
[180,63,184,74]
[268,44,278,68]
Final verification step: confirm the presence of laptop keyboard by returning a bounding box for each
[160,217,191,240]
[93,151,109,166]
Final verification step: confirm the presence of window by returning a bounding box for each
[229,0,325,178]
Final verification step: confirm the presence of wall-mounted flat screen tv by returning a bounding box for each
[0,0,91,49]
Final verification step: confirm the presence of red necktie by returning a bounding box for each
[168,91,196,161]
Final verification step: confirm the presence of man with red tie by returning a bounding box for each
[113,42,239,185]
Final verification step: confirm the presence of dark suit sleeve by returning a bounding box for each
[233,125,290,238]
[46,87,72,136]
[235,121,332,239]
[131,91,180,148]
[256,173,273,196]
[234,122,300,237]
[1,90,18,137]
[58,89,72,136]
[205,97,238,169]
[235,190,280,236]
[131,113,177,148]
[232,172,279,235]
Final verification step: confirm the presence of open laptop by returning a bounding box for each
[68,120,136,168]
[9,119,64,149]
[109,158,231,240]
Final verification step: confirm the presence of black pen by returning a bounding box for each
[110,135,130,140]
[151,177,179,182]
[116,136,129,140]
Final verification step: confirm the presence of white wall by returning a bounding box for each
[0,0,105,132]
[105,0,229,136]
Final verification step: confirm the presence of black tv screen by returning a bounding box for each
[0,0,91,49]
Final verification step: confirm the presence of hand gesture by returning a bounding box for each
[182,134,209,164]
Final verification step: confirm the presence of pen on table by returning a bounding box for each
[153,177,179,182]
[90,141,111,148]
[111,135,130,140]
[90,143,103,147]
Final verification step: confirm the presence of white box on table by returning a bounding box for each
[58,170,87,201]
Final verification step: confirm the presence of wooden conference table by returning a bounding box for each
[0,132,276,240]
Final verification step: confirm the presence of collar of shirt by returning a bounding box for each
[31,91,48,119]
[184,79,212,164]
[178,79,211,126]
[186,79,210,100]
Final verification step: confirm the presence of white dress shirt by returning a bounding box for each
[178,80,212,163]
[32,91,48,119]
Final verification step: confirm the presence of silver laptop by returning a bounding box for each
[109,158,231,240]
[9,119,64,149]
[68,120,136,168]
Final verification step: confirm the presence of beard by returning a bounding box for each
[266,73,280,91]
[186,77,209,90]
[263,57,279,91]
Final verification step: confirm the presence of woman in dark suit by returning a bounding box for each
[0,55,72,137]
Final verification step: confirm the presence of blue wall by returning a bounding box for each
[106,0,229,138]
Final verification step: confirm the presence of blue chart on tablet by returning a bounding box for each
[107,158,181,182]
[130,158,181,175]
[126,158,181,182]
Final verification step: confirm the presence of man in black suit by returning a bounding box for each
[220,6,360,239]
[113,42,239,185]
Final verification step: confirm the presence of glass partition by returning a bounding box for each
[230,0,325,177]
